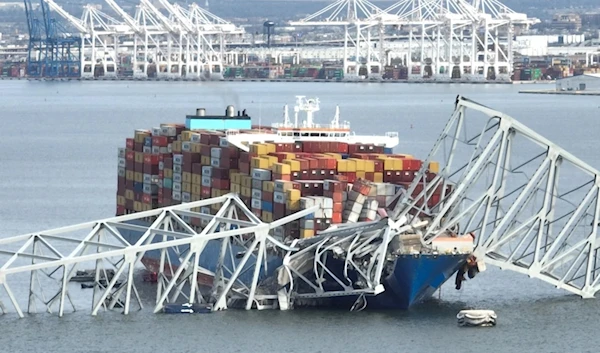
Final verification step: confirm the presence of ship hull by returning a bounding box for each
[123,221,466,310]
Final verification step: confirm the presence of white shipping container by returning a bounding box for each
[118,158,126,168]
[300,219,314,229]
[182,192,191,202]
[152,127,162,136]
[158,161,164,170]
[173,165,182,174]
[118,148,125,158]
[365,199,379,211]
[300,197,315,209]
[173,154,183,165]
[143,174,152,184]
[202,166,212,177]
[161,126,177,137]
[159,147,168,154]
[323,209,333,219]
[252,168,271,181]
[151,146,160,154]
[200,206,211,214]
[251,198,262,210]
[252,179,263,190]
[348,191,366,205]
[210,158,221,167]
[173,182,182,193]
[118,167,125,177]
[172,191,182,201]
[252,189,262,199]
[343,209,359,223]
[190,133,201,143]
[211,147,222,158]
[201,176,211,187]
[168,144,173,153]
[350,201,364,214]
[219,137,229,147]
[143,146,152,154]
[274,191,286,204]
[182,142,191,152]
[173,173,182,183]
[142,184,152,194]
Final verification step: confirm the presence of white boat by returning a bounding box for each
[457,310,497,327]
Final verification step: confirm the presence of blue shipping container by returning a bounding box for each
[144,136,153,147]
[163,178,173,189]
[133,182,144,193]
[262,201,273,213]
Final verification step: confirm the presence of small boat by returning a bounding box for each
[457,310,497,327]
[163,303,213,314]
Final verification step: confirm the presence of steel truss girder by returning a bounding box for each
[392,95,600,299]
[0,194,318,317]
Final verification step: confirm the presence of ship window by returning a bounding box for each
[302,132,308,137]
[310,133,319,137]
[294,132,299,137]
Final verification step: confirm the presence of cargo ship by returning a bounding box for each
[116,96,474,309]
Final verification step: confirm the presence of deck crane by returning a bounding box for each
[23,0,44,76]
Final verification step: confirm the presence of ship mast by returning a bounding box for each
[331,105,340,128]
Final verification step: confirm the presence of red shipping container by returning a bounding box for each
[211,178,230,190]
[164,158,173,169]
[182,151,201,164]
[126,159,134,171]
[134,192,143,202]
[293,142,303,152]
[332,202,343,213]
[273,173,291,181]
[201,145,211,157]
[163,188,172,199]
[126,150,135,161]
[117,177,126,194]
[192,163,203,175]
[239,162,250,175]
[116,205,126,216]
[134,142,144,152]
[239,152,250,163]
[262,191,273,202]
[126,138,134,150]
[144,154,159,165]
[365,172,374,181]
[125,199,134,210]
[134,162,143,173]
[158,188,163,198]
[212,167,230,179]
[200,132,211,145]
[191,217,201,227]
[201,186,211,198]
[331,212,343,224]
[143,164,159,175]
[400,171,416,182]
[152,136,168,147]
[142,194,152,204]
[404,159,423,171]
[373,160,383,172]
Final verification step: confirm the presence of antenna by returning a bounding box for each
[332,105,340,128]
[283,104,290,127]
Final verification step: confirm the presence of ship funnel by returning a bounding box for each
[226,105,235,117]
[196,108,206,116]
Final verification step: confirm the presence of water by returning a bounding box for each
[0,80,599,352]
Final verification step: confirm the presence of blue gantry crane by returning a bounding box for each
[23,0,44,76]
[23,0,81,77]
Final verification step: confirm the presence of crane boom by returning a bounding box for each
[41,0,87,33]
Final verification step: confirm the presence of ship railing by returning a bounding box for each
[385,132,399,138]
[225,129,240,135]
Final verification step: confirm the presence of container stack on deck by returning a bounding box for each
[117,125,444,239]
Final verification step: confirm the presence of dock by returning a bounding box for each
[519,89,600,96]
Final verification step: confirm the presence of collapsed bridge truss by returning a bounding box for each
[1,96,599,318]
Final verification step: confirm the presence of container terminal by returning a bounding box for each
[0,95,599,318]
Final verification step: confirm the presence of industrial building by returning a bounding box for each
[556,73,600,91]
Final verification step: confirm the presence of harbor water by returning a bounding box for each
[0,80,599,353]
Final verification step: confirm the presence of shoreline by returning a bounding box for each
[0,76,535,84]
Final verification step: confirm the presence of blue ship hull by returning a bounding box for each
[123,221,467,309]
